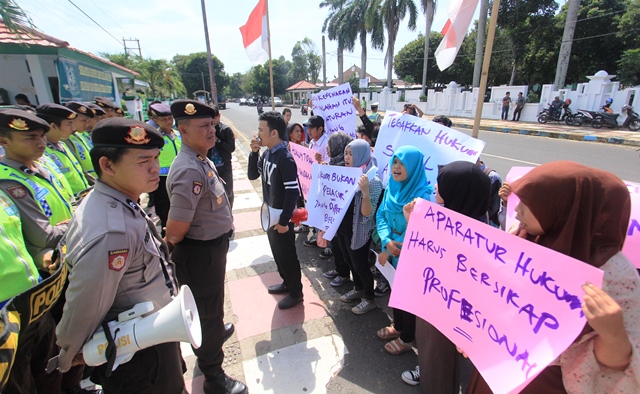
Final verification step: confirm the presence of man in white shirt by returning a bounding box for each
[304,116,330,164]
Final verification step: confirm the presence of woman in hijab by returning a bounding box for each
[334,139,383,314]
[401,161,491,392]
[376,145,434,355]
[319,132,354,284]
[467,161,640,393]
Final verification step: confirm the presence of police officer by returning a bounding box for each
[0,108,73,271]
[148,103,181,232]
[165,100,246,394]
[36,104,91,195]
[85,103,105,139]
[94,96,118,118]
[65,101,96,183]
[55,118,185,393]
[114,107,125,117]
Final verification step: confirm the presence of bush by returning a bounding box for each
[398,91,406,102]
[525,92,540,103]
[419,94,428,102]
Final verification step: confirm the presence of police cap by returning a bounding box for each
[86,103,106,117]
[170,99,216,120]
[65,101,94,118]
[36,103,77,121]
[114,107,124,116]
[92,118,164,149]
[0,108,51,133]
[94,97,118,109]
[148,103,172,118]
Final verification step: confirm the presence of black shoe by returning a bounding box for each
[278,294,303,309]
[268,283,289,294]
[225,375,247,394]
[223,323,235,342]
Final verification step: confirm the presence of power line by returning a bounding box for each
[67,0,122,46]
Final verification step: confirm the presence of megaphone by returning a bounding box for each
[261,203,308,231]
[83,285,201,371]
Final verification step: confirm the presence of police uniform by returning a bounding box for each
[148,103,181,231]
[55,118,185,393]
[94,96,118,113]
[85,103,105,139]
[167,100,242,394]
[64,102,96,182]
[36,104,91,195]
[0,109,73,267]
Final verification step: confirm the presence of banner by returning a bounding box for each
[311,83,356,138]
[304,163,362,240]
[373,112,486,188]
[504,167,640,269]
[57,57,115,103]
[289,143,316,200]
[390,199,604,394]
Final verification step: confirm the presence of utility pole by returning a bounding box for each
[554,0,580,90]
[123,38,142,57]
[200,0,218,105]
[201,72,206,92]
[472,0,489,87]
[322,35,327,88]
[421,0,434,96]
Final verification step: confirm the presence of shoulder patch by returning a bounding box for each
[108,249,128,271]
[193,181,203,195]
[7,185,28,199]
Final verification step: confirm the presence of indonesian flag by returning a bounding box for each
[239,0,270,65]
[435,0,479,71]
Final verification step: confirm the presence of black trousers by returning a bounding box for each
[331,238,351,279]
[92,342,185,394]
[512,106,523,121]
[149,176,170,231]
[172,236,229,382]
[334,231,373,300]
[4,312,62,394]
[392,298,416,343]
[217,164,234,209]
[267,223,302,296]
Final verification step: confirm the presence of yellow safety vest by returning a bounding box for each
[159,131,181,176]
[44,144,89,195]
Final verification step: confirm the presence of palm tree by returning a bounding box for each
[420,0,436,95]
[0,0,35,35]
[320,0,349,84]
[367,0,418,88]
[342,0,385,79]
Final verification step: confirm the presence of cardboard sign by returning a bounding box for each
[373,112,486,188]
[390,198,604,394]
[311,83,356,138]
[289,143,316,200]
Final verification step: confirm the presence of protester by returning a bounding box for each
[433,115,453,128]
[402,161,490,391]
[335,139,382,314]
[476,160,502,227]
[282,108,292,125]
[376,145,434,355]
[403,103,424,118]
[286,122,307,147]
[303,115,329,248]
[467,161,640,393]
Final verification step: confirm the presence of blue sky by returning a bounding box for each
[16,0,495,81]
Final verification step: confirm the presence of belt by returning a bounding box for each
[182,231,231,245]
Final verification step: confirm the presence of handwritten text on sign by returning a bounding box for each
[504,167,640,269]
[373,112,486,187]
[311,83,356,138]
[389,199,603,394]
[304,163,362,240]
[289,143,316,200]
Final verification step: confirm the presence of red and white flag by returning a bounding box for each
[435,0,479,71]
[239,0,270,65]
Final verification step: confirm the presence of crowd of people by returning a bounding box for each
[0,92,638,394]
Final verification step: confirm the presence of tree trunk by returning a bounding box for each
[360,33,367,80]
[554,0,580,89]
[473,0,489,87]
[338,43,344,84]
[387,27,396,88]
[421,0,434,95]
[509,61,517,86]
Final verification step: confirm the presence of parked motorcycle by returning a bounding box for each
[301,104,308,115]
[572,109,599,127]
[622,105,640,131]
[257,101,264,115]
[592,109,619,129]
[537,103,574,125]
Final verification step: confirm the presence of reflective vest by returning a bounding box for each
[0,191,40,306]
[66,134,95,176]
[38,156,74,202]
[0,163,73,224]
[159,131,182,176]
[368,112,381,122]
[45,143,89,195]
[77,131,93,149]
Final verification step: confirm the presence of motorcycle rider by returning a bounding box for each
[549,96,563,120]
[602,98,614,114]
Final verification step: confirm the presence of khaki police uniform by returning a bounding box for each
[55,119,184,393]
[167,100,234,392]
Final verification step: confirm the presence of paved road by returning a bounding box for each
[222,103,640,184]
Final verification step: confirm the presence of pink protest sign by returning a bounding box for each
[389,199,604,394]
[504,167,640,269]
[289,143,315,200]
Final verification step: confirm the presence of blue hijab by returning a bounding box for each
[347,139,376,172]
[382,145,433,213]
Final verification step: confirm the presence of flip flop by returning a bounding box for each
[377,325,400,341]
[385,338,413,355]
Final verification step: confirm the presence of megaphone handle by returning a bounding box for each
[102,321,118,378]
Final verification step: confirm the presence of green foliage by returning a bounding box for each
[247,56,293,97]
[618,49,640,87]
[172,52,228,98]
[225,73,247,98]
[102,53,185,98]
[348,73,360,94]
[419,94,427,102]
[289,38,321,83]
[0,0,35,36]
[617,0,640,48]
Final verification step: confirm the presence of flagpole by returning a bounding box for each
[472,0,501,138]
[265,0,275,111]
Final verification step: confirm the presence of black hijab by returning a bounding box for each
[437,161,491,221]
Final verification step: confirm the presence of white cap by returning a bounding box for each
[371,102,379,106]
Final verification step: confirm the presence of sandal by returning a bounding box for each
[385,338,413,355]
[377,325,400,341]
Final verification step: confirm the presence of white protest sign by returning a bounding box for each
[373,112,486,188]
[304,163,362,240]
[311,83,356,138]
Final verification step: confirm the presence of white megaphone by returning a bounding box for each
[83,285,201,371]
[261,203,308,231]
